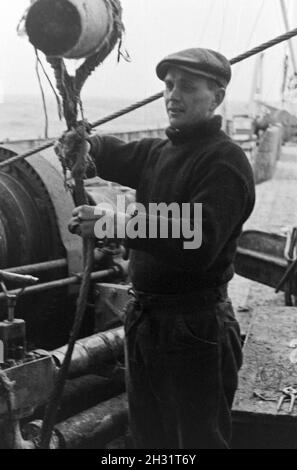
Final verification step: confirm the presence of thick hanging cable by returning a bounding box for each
[39,238,94,448]
[230,28,297,64]
[2,27,297,171]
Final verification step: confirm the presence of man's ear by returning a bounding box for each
[215,88,226,108]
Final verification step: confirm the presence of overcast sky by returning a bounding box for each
[0,0,296,104]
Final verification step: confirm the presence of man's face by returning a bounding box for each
[163,68,223,129]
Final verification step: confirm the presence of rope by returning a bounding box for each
[45,0,124,130]
[39,238,94,448]
[38,0,124,449]
[1,26,297,172]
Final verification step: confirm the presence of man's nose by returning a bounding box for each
[167,85,181,101]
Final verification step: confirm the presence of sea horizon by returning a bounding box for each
[0,93,251,141]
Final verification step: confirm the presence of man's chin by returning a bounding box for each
[168,117,185,129]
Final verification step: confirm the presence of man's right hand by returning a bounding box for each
[68,205,101,237]
[68,204,130,240]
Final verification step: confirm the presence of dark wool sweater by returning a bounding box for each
[89,115,255,294]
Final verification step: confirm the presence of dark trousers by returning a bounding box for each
[124,286,242,449]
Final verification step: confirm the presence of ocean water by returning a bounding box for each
[0,95,169,141]
[0,94,247,141]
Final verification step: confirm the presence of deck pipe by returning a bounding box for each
[51,326,125,377]
[23,394,128,449]
[30,374,125,424]
[0,267,119,302]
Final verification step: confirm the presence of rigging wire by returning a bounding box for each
[218,0,227,50]
[198,0,216,44]
[34,49,49,139]
[277,0,296,71]
[266,0,295,107]
[281,54,289,102]
[244,0,265,51]
[35,51,63,120]
[276,0,290,104]
[232,1,244,57]
[263,0,287,104]
[232,0,265,83]
[263,64,283,102]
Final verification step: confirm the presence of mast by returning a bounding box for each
[249,53,264,117]
[279,0,297,75]
[279,0,297,113]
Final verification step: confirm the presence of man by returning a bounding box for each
[66,48,255,449]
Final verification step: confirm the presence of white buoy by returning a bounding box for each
[26,0,117,59]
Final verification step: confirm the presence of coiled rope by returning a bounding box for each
[1,26,297,171]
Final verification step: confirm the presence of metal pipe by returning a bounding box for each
[51,326,125,377]
[0,268,118,302]
[236,247,287,268]
[31,374,125,424]
[23,394,128,449]
[4,259,67,275]
[55,394,128,449]
[235,247,297,295]
[2,251,106,276]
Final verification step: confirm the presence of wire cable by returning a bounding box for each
[2,27,297,170]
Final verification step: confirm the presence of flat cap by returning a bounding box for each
[156,48,231,88]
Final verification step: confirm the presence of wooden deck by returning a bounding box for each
[232,307,297,449]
